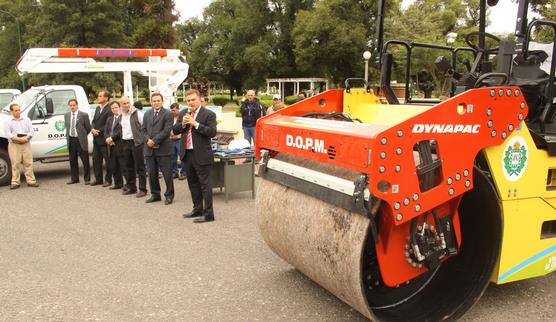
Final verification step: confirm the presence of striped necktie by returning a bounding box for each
[71,113,77,137]
[185,111,196,149]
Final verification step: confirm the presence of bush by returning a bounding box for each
[284,95,298,105]
[260,99,272,110]
[212,95,238,106]
[259,94,273,100]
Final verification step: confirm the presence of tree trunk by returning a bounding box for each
[234,87,242,103]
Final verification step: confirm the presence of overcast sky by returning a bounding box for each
[175,0,535,34]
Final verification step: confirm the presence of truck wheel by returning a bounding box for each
[0,149,11,186]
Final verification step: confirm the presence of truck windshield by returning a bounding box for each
[1,89,41,113]
[0,93,15,109]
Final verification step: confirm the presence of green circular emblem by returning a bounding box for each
[502,136,528,182]
[55,120,66,132]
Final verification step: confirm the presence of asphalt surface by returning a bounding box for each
[0,162,555,321]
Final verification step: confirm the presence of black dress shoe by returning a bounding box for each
[109,185,123,190]
[145,196,161,203]
[193,216,214,223]
[90,181,101,186]
[183,211,203,218]
[122,189,136,195]
[84,180,91,185]
[67,179,79,184]
[164,198,173,205]
[102,182,112,187]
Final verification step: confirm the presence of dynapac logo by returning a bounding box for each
[412,124,480,134]
[286,134,327,154]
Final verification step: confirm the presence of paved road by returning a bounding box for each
[0,162,554,321]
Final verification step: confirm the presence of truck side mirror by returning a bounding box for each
[28,106,35,119]
[46,97,54,115]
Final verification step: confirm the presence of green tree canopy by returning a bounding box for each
[0,0,178,99]
[267,0,315,77]
[185,0,272,99]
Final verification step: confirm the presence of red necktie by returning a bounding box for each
[185,111,196,149]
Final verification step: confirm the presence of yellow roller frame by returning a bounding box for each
[484,124,556,284]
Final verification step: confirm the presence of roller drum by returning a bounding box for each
[257,177,376,319]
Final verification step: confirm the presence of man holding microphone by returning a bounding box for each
[173,89,217,223]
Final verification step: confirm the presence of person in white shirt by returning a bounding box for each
[119,96,147,197]
[267,95,285,114]
[5,103,38,189]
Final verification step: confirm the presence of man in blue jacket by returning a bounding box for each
[240,90,265,145]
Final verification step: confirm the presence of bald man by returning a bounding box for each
[119,96,147,198]
[240,89,265,145]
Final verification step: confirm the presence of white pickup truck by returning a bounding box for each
[0,85,93,185]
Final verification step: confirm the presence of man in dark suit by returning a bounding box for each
[142,93,174,205]
[104,101,124,190]
[91,90,112,187]
[65,98,92,184]
[173,89,217,223]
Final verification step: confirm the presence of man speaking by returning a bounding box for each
[173,89,217,223]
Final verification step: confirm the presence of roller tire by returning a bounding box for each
[369,167,502,321]
[0,149,11,186]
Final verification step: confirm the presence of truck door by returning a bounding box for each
[29,90,77,158]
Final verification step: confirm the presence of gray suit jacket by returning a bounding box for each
[65,110,91,151]
[142,107,173,157]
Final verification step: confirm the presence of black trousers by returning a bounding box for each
[92,141,111,183]
[69,137,90,182]
[184,150,214,218]
[146,154,174,199]
[121,140,147,192]
[108,143,124,187]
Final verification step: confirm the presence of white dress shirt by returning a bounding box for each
[5,116,33,143]
[121,109,143,140]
